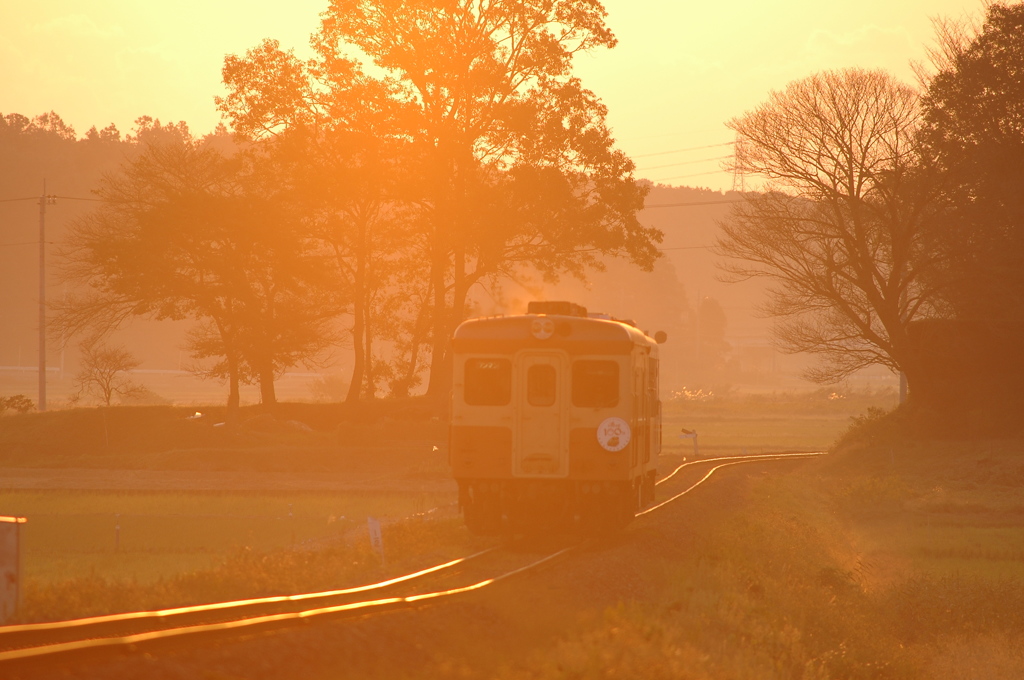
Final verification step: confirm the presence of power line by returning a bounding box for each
[0,241,58,248]
[632,141,734,159]
[643,198,746,209]
[637,155,733,171]
[648,169,729,182]
[1,194,100,204]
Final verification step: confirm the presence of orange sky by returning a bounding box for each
[0,0,987,192]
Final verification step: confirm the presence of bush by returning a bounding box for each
[0,394,34,415]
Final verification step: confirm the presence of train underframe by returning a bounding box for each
[457,472,657,535]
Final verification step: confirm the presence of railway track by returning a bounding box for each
[0,450,823,669]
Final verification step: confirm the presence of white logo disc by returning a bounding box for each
[596,417,631,452]
[530,318,555,340]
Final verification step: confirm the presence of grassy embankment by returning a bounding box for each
[661,387,897,456]
[0,390,889,625]
[497,407,1024,679]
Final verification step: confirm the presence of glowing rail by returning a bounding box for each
[0,548,497,636]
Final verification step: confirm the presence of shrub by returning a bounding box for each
[0,394,34,415]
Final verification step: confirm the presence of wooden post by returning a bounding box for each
[0,516,27,623]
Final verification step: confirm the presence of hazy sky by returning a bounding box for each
[1,0,986,192]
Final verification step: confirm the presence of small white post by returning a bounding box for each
[0,516,26,624]
[679,428,699,457]
[367,517,385,566]
[289,504,295,548]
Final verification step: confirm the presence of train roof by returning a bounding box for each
[452,313,658,355]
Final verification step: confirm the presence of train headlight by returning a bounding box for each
[597,417,631,452]
[530,318,555,340]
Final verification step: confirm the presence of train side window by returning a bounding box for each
[464,358,512,405]
[527,364,557,406]
[572,360,619,407]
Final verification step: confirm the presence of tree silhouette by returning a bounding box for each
[280,128,415,401]
[218,0,660,399]
[0,395,34,415]
[58,127,338,418]
[919,3,1024,331]
[718,69,941,391]
[72,337,145,407]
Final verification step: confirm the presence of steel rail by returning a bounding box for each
[0,547,498,637]
[656,451,826,487]
[641,452,824,517]
[0,451,824,665]
[0,547,574,663]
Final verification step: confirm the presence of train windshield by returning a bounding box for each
[572,360,619,407]
[527,364,557,406]
[464,358,512,405]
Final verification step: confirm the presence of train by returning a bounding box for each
[449,301,667,534]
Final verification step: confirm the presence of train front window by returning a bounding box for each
[572,360,619,407]
[464,358,511,405]
[527,364,557,406]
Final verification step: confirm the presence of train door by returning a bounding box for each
[648,356,661,458]
[513,352,568,477]
[632,360,649,468]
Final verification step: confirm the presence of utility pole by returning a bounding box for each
[3,188,94,411]
[694,288,702,371]
[731,134,746,193]
[898,283,908,405]
[38,184,56,412]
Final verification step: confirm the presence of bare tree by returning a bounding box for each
[911,12,980,88]
[72,337,145,406]
[718,69,941,391]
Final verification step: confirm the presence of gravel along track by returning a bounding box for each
[2,452,823,680]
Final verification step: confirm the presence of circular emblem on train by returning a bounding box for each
[596,416,631,452]
[530,318,555,340]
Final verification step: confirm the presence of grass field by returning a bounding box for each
[498,433,1024,679]
[0,489,452,586]
[661,387,895,456]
